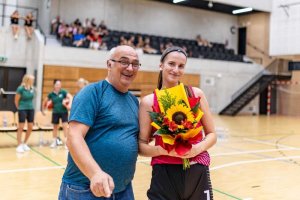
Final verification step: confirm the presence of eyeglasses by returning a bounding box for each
[110,59,141,70]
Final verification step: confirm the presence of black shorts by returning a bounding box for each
[147,164,213,200]
[18,109,34,123]
[52,112,68,124]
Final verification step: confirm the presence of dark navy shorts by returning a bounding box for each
[52,112,68,124]
[18,109,34,123]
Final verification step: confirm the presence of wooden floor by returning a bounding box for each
[1,115,300,200]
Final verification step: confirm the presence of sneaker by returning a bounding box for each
[22,144,30,151]
[16,144,25,153]
[50,140,57,148]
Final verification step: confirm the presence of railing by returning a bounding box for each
[231,59,291,100]
[0,3,47,44]
[247,42,272,59]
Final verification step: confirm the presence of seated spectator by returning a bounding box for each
[119,36,128,45]
[51,15,61,35]
[99,42,108,51]
[87,28,102,50]
[91,18,97,27]
[73,27,86,47]
[58,22,66,40]
[24,12,35,40]
[10,10,20,40]
[83,18,91,28]
[99,20,107,30]
[74,18,81,26]
[127,35,136,48]
[196,34,212,47]
[143,37,158,54]
[136,35,144,48]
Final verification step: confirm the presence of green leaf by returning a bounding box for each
[191,102,200,113]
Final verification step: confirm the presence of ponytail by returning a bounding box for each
[157,70,163,90]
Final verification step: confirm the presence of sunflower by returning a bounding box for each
[166,104,194,129]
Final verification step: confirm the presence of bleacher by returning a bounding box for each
[60,29,245,63]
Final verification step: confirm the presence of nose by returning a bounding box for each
[126,63,134,71]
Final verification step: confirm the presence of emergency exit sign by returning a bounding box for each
[0,56,7,62]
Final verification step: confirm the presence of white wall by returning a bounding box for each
[270,0,300,56]
[44,45,263,114]
[50,0,238,49]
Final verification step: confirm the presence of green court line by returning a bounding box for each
[138,160,242,199]
[213,188,243,200]
[6,132,64,168]
[6,133,242,199]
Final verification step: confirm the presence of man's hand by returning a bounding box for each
[90,171,115,197]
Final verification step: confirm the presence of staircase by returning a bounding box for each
[219,59,292,116]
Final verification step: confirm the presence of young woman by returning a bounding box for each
[15,74,35,153]
[10,10,20,39]
[43,79,72,148]
[139,46,217,200]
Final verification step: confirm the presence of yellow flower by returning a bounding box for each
[155,83,190,113]
[166,104,194,129]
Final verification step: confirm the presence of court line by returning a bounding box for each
[6,132,64,167]
[212,188,242,200]
[210,155,300,171]
[0,166,66,174]
[212,148,299,156]
[243,138,300,149]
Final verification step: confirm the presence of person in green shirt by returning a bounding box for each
[14,74,35,153]
[42,79,73,148]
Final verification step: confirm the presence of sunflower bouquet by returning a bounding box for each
[149,83,204,169]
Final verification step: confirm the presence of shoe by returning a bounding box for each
[56,137,63,145]
[16,144,25,153]
[22,144,30,151]
[50,140,57,148]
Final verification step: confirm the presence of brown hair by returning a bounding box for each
[157,46,187,89]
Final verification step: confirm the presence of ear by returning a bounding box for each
[159,63,163,70]
[107,60,111,69]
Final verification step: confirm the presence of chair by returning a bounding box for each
[0,111,18,132]
[35,111,54,146]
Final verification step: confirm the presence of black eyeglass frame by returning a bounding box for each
[110,59,141,69]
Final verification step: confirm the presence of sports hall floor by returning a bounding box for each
[0,114,300,200]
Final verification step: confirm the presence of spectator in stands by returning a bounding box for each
[58,22,67,40]
[24,12,35,40]
[83,18,90,28]
[136,35,144,48]
[51,15,61,35]
[139,46,216,200]
[42,79,73,149]
[14,74,35,153]
[73,27,86,47]
[10,10,20,40]
[127,35,136,48]
[58,45,140,199]
[196,34,212,47]
[87,28,102,50]
[74,18,82,26]
[143,37,158,54]
[120,36,128,46]
[99,42,108,51]
[99,20,108,35]
[91,18,97,27]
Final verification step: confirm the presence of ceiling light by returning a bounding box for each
[232,7,253,14]
[173,0,186,3]
[208,1,213,8]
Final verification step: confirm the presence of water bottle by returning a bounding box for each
[3,114,8,127]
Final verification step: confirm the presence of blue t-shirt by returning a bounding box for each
[62,80,139,193]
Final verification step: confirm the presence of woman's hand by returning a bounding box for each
[167,143,205,159]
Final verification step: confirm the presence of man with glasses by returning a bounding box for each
[59,45,140,200]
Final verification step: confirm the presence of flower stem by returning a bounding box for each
[183,158,190,170]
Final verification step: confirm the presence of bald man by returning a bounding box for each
[59,46,141,200]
